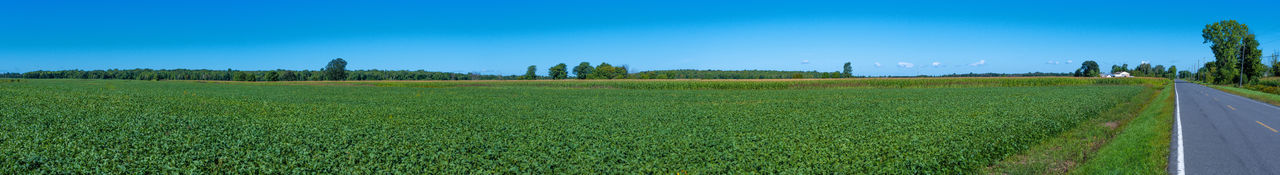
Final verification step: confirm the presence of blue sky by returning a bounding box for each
[3,0,1280,76]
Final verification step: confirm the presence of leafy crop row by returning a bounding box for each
[1,79,1147,173]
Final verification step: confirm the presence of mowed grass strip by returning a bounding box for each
[984,81,1164,174]
[1070,82,1175,174]
[1,79,1147,173]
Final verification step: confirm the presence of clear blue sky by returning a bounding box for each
[3,0,1279,76]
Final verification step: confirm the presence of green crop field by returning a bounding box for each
[0,78,1162,173]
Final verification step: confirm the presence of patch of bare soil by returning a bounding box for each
[1102,122,1119,130]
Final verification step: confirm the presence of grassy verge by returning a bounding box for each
[1208,85,1280,107]
[983,82,1166,174]
[1070,82,1175,174]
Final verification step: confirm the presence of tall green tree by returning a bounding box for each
[1079,61,1101,77]
[842,62,853,78]
[573,62,593,79]
[323,58,348,81]
[591,63,616,79]
[1241,34,1265,83]
[1167,66,1178,79]
[523,65,537,80]
[549,63,568,80]
[1202,20,1257,85]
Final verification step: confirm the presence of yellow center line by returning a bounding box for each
[1259,121,1279,133]
[1227,105,1236,111]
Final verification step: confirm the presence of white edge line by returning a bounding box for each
[1176,82,1185,175]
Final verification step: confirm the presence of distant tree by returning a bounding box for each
[1152,65,1165,77]
[612,65,629,79]
[265,71,280,81]
[549,63,568,80]
[591,63,616,79]
[573,62,593,79]
[523,65,537,80]
[323,58,348,81]
[280,70,296,81]
[1167,66,1178,79]
[1200,62,1218,84]
[233,72,248,81]
[824,72,842,78]
[842,62,853,78]
[1079,61,1101,77]
[1134,63,1152,76]
[1271,51,1280,77]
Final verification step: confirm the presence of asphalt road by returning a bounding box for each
[1172,80,1280,174]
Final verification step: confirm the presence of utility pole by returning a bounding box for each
[1264,50,1274,77]
[1198,57,1203,81]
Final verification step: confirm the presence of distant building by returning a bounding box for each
[1101,71,1131,78]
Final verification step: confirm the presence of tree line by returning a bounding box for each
[13,58,515,81]
[14,69,515,81]
[1072,60,1183,79]
[521,62,858,80]
[941,72,1071,77]
[1108,63,1178,79]
[10,58,1148,81]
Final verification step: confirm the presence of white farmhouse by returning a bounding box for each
[1100,71,1130,78]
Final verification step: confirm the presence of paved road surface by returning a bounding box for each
[1172,80,1280,174]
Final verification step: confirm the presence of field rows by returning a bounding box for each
[1,79,1150,173]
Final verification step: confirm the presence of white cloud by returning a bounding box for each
[874,62,882,67]
[1140,60,1150,64]
[1047,60,1061,65]
[1067,60,1074,64]
[801,60,810,64]
[931,62,942,67]
[898,62,915,68]
[969,60,986,66]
